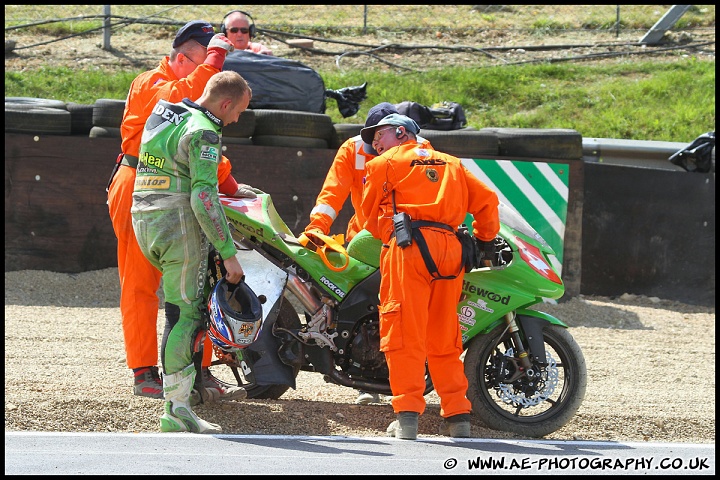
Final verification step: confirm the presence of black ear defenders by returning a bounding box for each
[220,9,256,38]
[395,127,404,139]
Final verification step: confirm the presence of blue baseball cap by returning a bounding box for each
[360,113,421,146]
[365,102,399,128]
[173,20,216,49]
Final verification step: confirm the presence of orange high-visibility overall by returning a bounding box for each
[361,141,499,418]
[307,135,433,242]
[107,57,233,370]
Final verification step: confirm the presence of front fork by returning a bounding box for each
[502,311,547,382]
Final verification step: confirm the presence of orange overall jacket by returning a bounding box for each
[307,135,432,242]
[108,57,231,369]
[361,141,500,417]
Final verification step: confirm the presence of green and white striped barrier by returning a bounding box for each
[462,158,569,276]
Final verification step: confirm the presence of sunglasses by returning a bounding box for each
[373,127,396,143]
[183,53,200,66]
[228,27,250,34]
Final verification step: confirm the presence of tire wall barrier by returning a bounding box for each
[4,126,715,306]
[3,133,343,273]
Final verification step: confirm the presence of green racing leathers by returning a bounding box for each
[131,98,236,377]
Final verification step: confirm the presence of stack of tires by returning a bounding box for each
[85,101,335,150]
[250,109,334,149]
[222,109,255,145]
[6,97,582,160]
[89,98,125,138]
[5,97,71,135]
[419,127,498,158]
[330,123,363,149]
[5,97,96,136]
[67,102,95,135]
[479,127,582,160]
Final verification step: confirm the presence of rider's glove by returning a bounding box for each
[234,184,264,198]
[204,34,235,70]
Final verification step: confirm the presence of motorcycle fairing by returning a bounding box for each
[233,246,288,326]
[226,245,297,388]
[459,303,569,345]
[245,309,297,389]
[335,271,381,331]
[515,307,569,328]
[223,194,376,301]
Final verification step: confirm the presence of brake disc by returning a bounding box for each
[496,349,559,407]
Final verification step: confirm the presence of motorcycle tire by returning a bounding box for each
[464,323,587,438]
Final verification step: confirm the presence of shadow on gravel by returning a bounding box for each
[192,399,531,441]
[530,295,714,331]
[542,301,653,330]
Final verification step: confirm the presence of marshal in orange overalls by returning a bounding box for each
[307,135,434,242]
[361,141,499,418]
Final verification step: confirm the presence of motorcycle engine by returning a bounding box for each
[346,319,388,378]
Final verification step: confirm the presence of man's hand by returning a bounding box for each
[234,184,264,198]
[223,255,244,284]
[204,34,235,69]
[303,228,327,247]
[207,34,235,54]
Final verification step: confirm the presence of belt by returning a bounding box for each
[120,154,139,168]
[410,220,453,232]
[389,220,459,280]
[106,152,136,192]
[389,220,454,241]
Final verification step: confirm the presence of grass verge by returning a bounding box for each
[5,58,714,142]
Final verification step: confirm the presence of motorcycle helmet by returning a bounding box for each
[207,277,263,351]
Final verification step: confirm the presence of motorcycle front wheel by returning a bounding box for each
[464,323,587,437]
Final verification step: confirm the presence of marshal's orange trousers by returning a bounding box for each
[378,228,472,418]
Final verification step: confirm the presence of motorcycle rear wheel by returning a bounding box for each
[464,323,587,437]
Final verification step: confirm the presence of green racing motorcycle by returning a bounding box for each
[205,192,586,438]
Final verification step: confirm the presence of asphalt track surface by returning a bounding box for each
[5,432,715,475]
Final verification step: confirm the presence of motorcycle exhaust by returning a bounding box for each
[285,272,322,313]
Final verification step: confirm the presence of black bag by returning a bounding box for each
[324,82,368,118]
[668,131,715,173]
[395,100,467,131]
[427,101,468,130]
[223,50,326,113]
[395,101,435,127]
[456,225,482,273]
